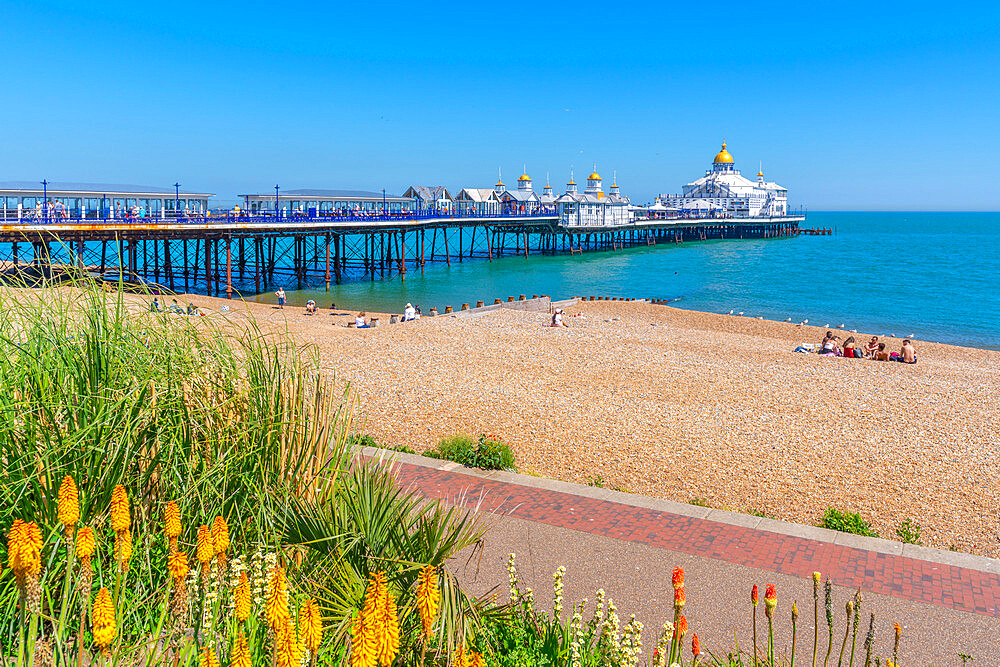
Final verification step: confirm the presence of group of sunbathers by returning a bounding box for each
[818,332,917,363]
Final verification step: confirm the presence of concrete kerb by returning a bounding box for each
[357,446,1000,576]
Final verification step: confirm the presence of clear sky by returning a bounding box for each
[2,1,998,210]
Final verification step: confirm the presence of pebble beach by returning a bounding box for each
[167,294,1000,556]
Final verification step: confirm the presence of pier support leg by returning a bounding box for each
[420,229,426,273]
[334,234,342,285]
[183,240,190,292]
[486,225,492,261]
[458,227,463,261]
[253,236,261,294]
[326,233,332,290]
[226,236,232,299]
[165,240,174,292]
[443,228,451,267]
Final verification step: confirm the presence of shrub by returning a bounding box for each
[690,497,710,507]
[426,433,515,470]
[821,508,878,537]
[348,432,378,448]
[587,475,606,488]
[896,518,923,545]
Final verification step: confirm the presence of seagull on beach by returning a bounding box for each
[801,319,809,325]
[737,311,744,316]
[728,309,734,315]
[783,317,792,322]
[908,333,915,338]
[837,324,845,329]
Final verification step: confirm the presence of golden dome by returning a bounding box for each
[713,141,734,164]
[588,172,601,180]
[495,179,504,187]
[518,174,531,182]
[757,170,764,177]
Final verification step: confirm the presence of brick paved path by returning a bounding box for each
[388,458,1000,618]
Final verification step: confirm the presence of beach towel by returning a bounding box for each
[793,343,816,353]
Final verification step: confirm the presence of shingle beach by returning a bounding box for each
[173,294,1000,556]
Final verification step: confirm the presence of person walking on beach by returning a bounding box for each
[276,287,285,309]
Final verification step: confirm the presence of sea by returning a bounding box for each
[257,212,1000,350]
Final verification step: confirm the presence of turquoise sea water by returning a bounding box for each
[264,212,1000,350]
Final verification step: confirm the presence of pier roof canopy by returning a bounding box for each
[239,189,412,202]
[0,181,214,197]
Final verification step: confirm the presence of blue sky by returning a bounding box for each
[2,1,998,209]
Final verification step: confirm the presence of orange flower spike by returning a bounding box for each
[234,571,252,621]
[58,475,80,529]
[91,587,117,654]
[196,525,213,564]
[168,551,189,582]
[470,651,483,667]
[751,584,759,606]
[692,633,701,657]
[674,587,686,608]
[231,630,251,667]
[677,615,688,637]
[764,583,777,619]
[164,501,181,551]
[211,516,229,556]
[672,566,685,590]
[198,645,219,667]
[109,485,130,534]
[75,526,96,561]
[300,599,323,659]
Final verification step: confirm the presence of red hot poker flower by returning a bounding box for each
[751,584,759,606]
[692,633,701,657]
[765,584,777,603]
[674,587,686,607]
[677,615,688,636]
[672,567,685,590]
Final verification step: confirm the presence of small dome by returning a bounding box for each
[495,179,504,187]
[757,170,764,177]
[518,174,531,182]
[713,141,734,164]
[588,172,601,180]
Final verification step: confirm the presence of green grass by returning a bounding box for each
[820,508,878,537]
[425,433,515,470]
[896,518,923,545]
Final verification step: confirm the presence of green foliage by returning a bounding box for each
[820,508,878,537]
[426,433,515,470]
[586,475,605,488]
[895,518,922,545]
[690,497,710,507]
[348,432,379,448]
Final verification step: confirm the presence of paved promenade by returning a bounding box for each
[364,449,1000,664]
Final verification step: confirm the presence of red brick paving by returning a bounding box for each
[390,461,1000,618]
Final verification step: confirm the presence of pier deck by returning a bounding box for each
[0,213,805,297]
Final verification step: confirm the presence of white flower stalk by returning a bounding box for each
[523,587,535,614]
[591,588,606,632]
[653,620,674,667]
[507,553,519,604]
[621,616,644,667]
[553,565,566,619]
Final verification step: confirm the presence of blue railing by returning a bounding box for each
[1,209,559,225]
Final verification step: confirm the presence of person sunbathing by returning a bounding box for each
[865,336,880,358]
[842,336,859,358]
[899,339,917,364]
[820,332,839,356]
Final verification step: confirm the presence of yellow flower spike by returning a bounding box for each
[231,630,251,667]
[275,616,301,667]
[109,485,130,534]
[168,551,189,582]
[234,571,252,622]
[92,587,117,654]
[299,599,322,659]
[470,651,483,667]
[75,526,96,563]
[8,520,43,589]
[164,501,182,552]
[114,529,132,573]
[198,645,219,667]
[265,566,289,634]
[210,516,229,555]
[372,572,399,667]
[350,608,376,667]
[416,565,440,637]
[58,475,80,534]
[454,643,469,667]
[196,524,213,580]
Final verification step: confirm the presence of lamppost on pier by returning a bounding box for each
[174,183,181,220]
[274,185,280,219]
[382,188,386,216]
[41,179,48,224]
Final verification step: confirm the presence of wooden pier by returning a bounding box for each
[0,213,804,297]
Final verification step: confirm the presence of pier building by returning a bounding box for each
[0,182,213,220]
[498,170,541,213]
[555,169,631,227]
[240,189,414,216]
[659,141,788,217]
[454,188,502,215]
[402,186,454,212]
